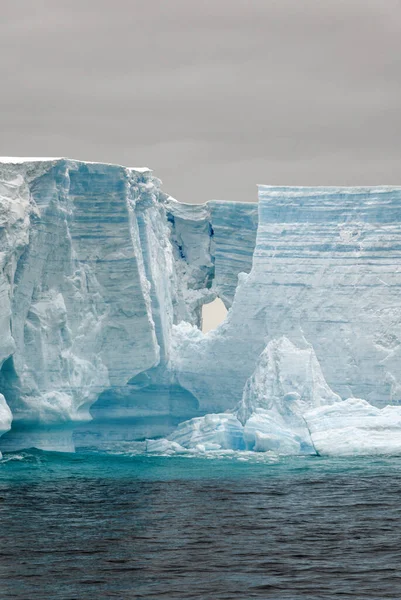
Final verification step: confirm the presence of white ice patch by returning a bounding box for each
[167,413,244,451]
[0,394,12,458]
[305,398,401,456]
[243,409,311,455]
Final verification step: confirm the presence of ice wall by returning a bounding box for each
[75,195,258,447]
[0,158,258,451]
[173,185,401,416]
[0,159,162,450]
[255,186,401,405]
[1,159,401,456]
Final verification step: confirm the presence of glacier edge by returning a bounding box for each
[1,157,401,457]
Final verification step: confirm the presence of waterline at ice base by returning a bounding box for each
[1,157,401,458]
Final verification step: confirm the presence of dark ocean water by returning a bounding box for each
[1,450,401,599]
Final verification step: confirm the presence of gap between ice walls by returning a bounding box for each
[1,158,401,458]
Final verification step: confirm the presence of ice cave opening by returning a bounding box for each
[201,297,228,333]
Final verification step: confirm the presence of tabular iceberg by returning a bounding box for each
[0,157,401,457]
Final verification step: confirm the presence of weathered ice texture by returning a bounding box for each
[209,201,258,308]
[304,399,401,456]
[1,159,401,457]
[173,185,401,415]
[0,158,258,452]
[0,393,12,458]
[238,337,340,454]
[255,186,401,406]
[0,159,166,450]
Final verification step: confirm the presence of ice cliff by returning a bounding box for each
[0,157,401,457]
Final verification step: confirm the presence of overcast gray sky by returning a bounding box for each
[1,0,400,203]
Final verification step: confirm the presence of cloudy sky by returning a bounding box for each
[1,0,400,203]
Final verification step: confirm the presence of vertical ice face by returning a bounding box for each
[209,201,258,308]
[0,393,12,457]
[75,197,259,448]
[173,185,401,419]
[1,160,401,456]
[0,159,163,450]
[0,165,32,366]
[163,198,215,326]
[163,197,258,321]
[254,186,401,405]
[0,158,259,451]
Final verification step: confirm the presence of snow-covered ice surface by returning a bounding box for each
[0,158,401,457]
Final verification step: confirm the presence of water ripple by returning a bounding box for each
[1,452,401,598]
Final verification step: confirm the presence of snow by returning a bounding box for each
[0,157,61,162]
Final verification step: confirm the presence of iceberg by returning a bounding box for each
[0,157,401,457]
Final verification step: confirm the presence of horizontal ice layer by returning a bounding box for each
[208,201,258,307]
[256,185,401,405]
[2,159,401,457]
[305,399,401,456]
[0,159,162,450]
[173,185,401,420]
[0,158,259,452]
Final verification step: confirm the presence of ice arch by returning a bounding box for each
[201,297,228,333]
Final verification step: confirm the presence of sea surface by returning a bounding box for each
[1,449,401,599]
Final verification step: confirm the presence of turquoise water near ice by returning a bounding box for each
[1,449,401,599]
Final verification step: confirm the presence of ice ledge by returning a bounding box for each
[0,158,154,188]
[258,184,401,197]
[0,157,151,173]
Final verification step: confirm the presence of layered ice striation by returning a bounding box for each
[0,159,164,450]
[0,158,258,451]
[0,158,401,456]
